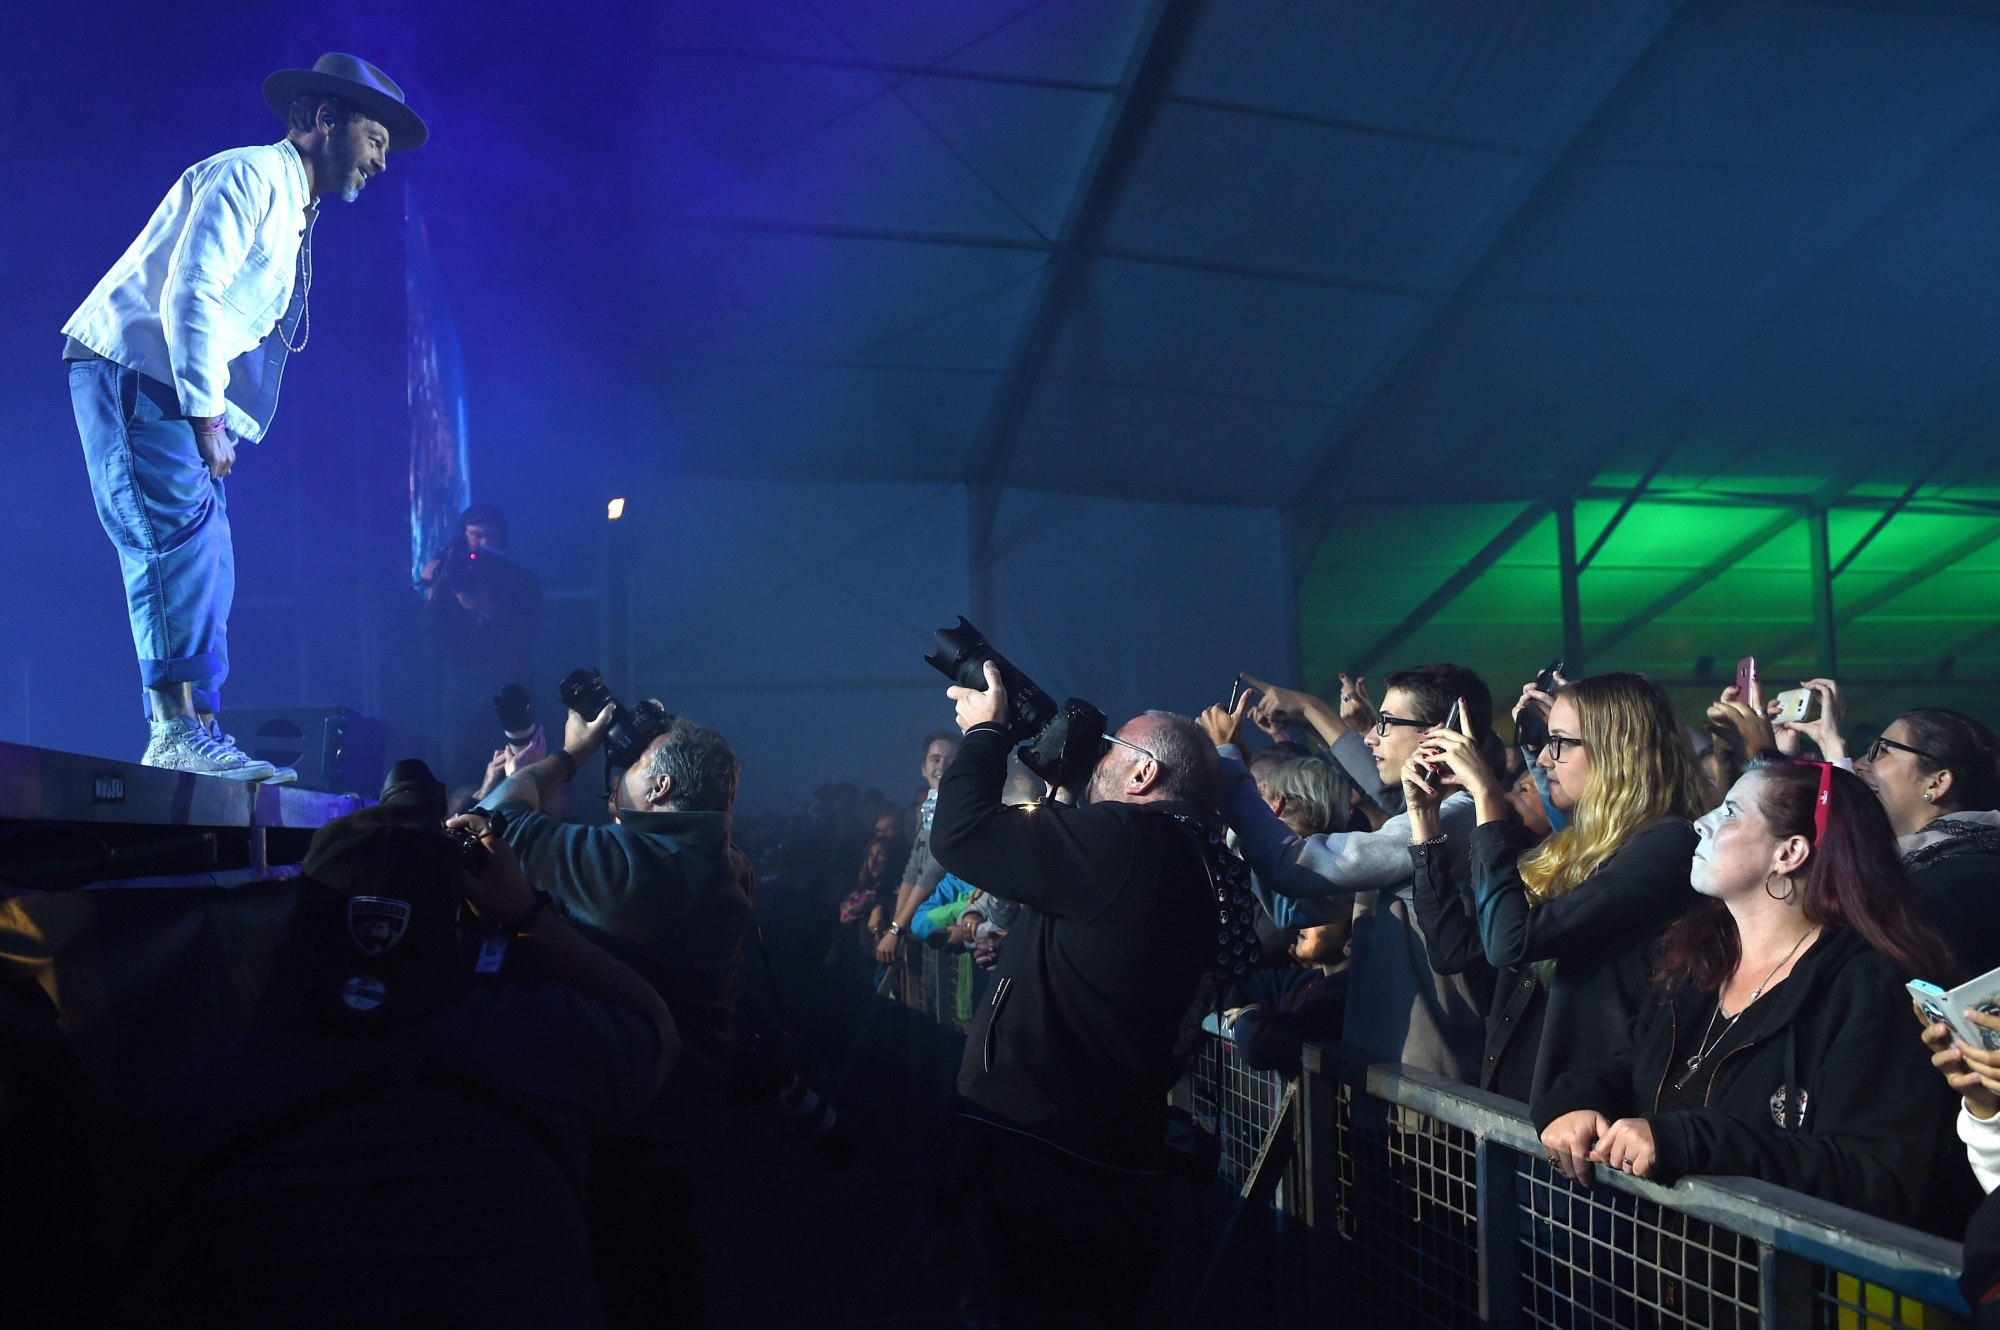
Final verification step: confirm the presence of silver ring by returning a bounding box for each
[1622,1158,1634,1168]
[1341,693,1352,703]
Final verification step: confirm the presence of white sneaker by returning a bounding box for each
[142,716,279,782]
[207,724,298,785]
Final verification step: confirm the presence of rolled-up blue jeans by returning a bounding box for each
[68,357,232,715]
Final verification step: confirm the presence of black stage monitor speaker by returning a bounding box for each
[223,707,386,796]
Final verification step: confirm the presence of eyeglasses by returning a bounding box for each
[1863,735,1938,765]
[1371,714,1430,738]
[1544,735,1587,762]
[1100,733,1158,764]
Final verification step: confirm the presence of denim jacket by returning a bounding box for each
[63,141,313,442]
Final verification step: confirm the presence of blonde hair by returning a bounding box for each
[1519,673,1708,901]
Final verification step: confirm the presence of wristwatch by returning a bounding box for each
[887,921,905,937]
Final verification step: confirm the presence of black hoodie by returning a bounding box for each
[1532,925,1979,1236]
[931,724,1216,1174]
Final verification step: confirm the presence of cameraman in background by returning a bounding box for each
[480,694,753,1330]
[421,504,544,791]
[932,663,1219,1330]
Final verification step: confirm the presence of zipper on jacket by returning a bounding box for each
[983,976,1012,1073]
[1654,1005,1678,1113]
[1699,1039,1760,1105]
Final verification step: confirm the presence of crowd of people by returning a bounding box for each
[96,650,2000,1329]
[822,662,2000,1322]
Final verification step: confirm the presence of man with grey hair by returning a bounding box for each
[481,699,752,1328]
[931,665,1221,1330]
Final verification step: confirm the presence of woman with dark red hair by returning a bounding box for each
[1531,757,1979,1234]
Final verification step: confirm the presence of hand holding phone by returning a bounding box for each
[1735,656,1760,711]
[1515,659,1564,752]
[1418,699,1463,784]
[1770,688,1821,725]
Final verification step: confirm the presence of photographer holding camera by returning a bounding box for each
[932,660,1221,1330]
[479,687,754,1330]
[131,804,675,1328]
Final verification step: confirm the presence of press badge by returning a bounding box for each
[475,937,509,974]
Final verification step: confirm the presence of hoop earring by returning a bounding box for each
[1765,871,1797,903]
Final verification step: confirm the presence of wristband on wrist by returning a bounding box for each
[508,890,554,933]
[555,748,578,781]
[193,417,226,436]
[887,921,905,937]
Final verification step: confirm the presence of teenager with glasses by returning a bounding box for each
[1200,664,1499,1083]
[1534,757,1977,1238]
[1407,673,1708,1102]
[1854,708,2000,973]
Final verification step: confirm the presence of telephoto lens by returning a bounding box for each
[922,618,1110,792]
[922,617,1057,746]
[724,1034,860,1169]
[493,683,536,739]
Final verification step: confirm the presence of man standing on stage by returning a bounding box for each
[62,54,426,778]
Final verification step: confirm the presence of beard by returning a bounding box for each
[1086,759,1124,806]
[317,132,366,203]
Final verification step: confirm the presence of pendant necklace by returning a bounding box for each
[1673,924,1819,1090]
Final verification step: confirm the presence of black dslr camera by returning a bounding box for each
[923,617,1108,792]
[558,668,673,772]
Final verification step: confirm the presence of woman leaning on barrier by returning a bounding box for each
[1533,757,1981,1237]
[1405,672,1706,1103]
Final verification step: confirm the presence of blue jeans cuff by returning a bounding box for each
[140,651,224,689]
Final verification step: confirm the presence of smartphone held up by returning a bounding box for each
[1417,699,1463,788]
[1769,687,1821,725]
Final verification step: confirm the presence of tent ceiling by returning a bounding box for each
[637,0,2000,511]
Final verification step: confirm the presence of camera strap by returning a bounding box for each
[1167,814,1263,982]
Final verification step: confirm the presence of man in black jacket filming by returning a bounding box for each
[933,661,1220,1330]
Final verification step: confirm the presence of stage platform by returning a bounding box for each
[0,739,365,828]
[0,740,367,889]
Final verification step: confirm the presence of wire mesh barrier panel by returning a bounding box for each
[1329,1080,1484,1328]
[1183,1029,1307,1328]
[1517,1154,1762,1328]
[875,964,1968,1330]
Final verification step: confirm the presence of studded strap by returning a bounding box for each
[1168,813,1264,980]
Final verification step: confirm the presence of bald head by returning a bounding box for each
[1087,711,1220,808]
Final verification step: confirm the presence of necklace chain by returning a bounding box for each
[278,217,314,355]
[1673,924,1819,1090]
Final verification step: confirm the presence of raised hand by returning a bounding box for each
[1773,677,1847,761]
[948,660,1010,733]
[1337,673,1378,732]
[1199,687,1257,749]
[1707,686,1776,759]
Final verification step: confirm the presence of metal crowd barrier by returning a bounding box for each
[872,964,1969,1327]
[905,943,973,1031]
[1186,1031,1969,1329]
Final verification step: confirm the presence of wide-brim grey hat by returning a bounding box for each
[264,52,427,152]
